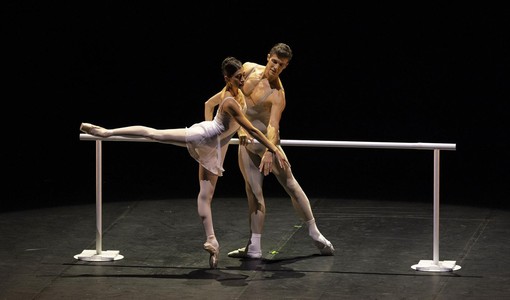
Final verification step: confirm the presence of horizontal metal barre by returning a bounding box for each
[79,134,456,151]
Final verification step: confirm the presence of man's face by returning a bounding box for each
[266,54,289,79]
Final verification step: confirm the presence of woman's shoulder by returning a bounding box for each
[221,95,237,104]
[220,94,243,111]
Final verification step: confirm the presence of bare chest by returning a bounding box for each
[243,77,276,108]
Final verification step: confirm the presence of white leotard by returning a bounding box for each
[185,97,246,176]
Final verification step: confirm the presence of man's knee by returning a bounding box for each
[246,182,264,199]
[249,199,266,214]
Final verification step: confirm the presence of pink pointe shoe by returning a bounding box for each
[80,123,109,137]
[203,241,219,269]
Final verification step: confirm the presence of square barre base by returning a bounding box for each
[411,260,461,272]
[74,249,124,261]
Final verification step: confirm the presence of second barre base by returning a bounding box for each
[411,260,461,272]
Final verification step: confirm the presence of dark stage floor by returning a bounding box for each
[1,197,509,299]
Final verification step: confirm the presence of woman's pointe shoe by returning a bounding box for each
[80,123,108,137]
[314,235,335,256]
[203,241,219,269]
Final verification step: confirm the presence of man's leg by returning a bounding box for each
[228,145,265,258]
[271,146,335,255]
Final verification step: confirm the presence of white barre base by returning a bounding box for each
[411,260,461,272]
[74,249,124,261]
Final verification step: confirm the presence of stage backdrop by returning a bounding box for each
[4,3,508,211]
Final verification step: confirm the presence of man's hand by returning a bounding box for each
[258,151,274,176]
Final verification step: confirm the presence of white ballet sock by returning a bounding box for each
[306,218,322,241]
[247,233,262,254]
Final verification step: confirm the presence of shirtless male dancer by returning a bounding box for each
[228,43,334,259]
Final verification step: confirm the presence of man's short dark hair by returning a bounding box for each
[270,43,293,61]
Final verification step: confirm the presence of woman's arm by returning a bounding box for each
[222,98,289,170]
[204,91,223,121]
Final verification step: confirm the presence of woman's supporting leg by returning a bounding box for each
[197,166,220,268]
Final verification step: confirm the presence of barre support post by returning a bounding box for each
[74,140,124,261]
[411,149,460,272]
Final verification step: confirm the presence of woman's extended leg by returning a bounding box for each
[80,123,187,147]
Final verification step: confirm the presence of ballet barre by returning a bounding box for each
[77,134,460,271]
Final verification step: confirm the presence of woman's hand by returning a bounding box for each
[274,149,290,171]
[238,134,254,146]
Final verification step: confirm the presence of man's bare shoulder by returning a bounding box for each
[243,62,263,72]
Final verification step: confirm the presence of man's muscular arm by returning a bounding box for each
[260,88,286,175]
[267,78,286,144]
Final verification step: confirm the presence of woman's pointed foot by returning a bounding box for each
[80,123,109,137]
[203,241,219,269]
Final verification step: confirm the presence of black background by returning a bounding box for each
[3,2,508,211]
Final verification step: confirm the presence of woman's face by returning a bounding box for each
[230,67,245,88]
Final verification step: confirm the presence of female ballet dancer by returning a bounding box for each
[80,57,289,268]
